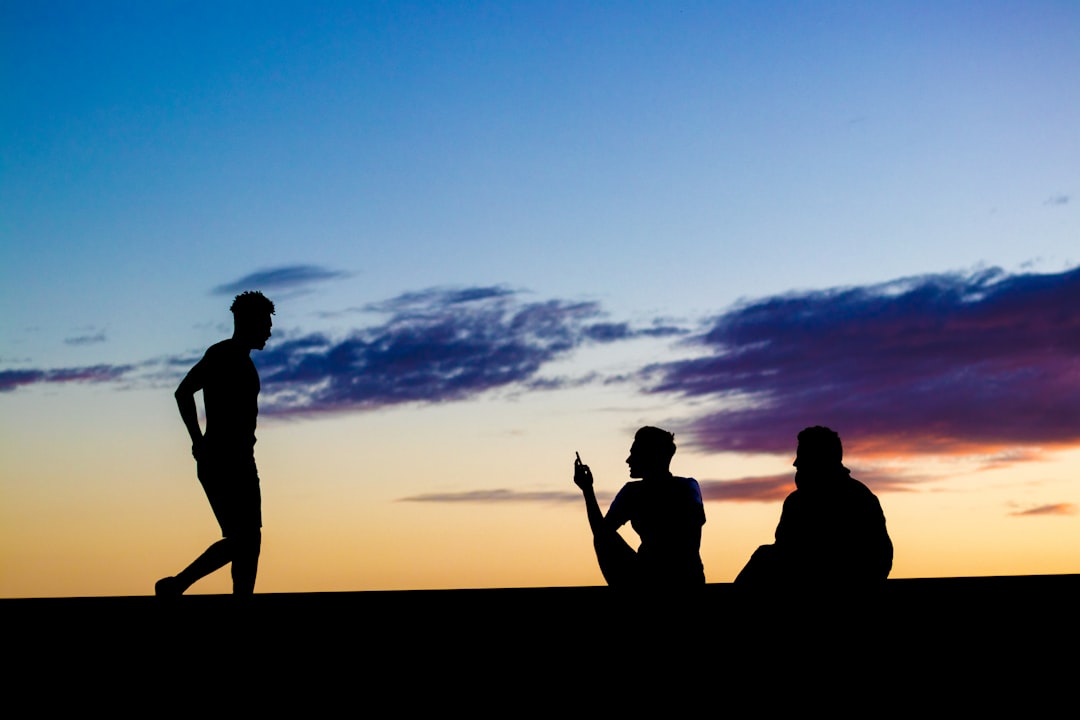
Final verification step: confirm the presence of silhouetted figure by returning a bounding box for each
[574,427,705,588]
[735,426,892,594]
[156,291,274,596]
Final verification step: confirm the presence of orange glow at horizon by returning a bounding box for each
[3,385,1080,598]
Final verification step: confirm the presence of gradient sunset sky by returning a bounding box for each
[2,1,1078,597]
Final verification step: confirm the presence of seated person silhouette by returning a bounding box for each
[573,426,706,588]
[735,426,892,593]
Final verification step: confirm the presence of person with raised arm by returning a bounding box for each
[574,426,705,587]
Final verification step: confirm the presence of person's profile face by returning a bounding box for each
[627,440,665,478]
[255,314,273,349]
[626,441,644,478]
[239,313,273,350]
[793,443,830,480]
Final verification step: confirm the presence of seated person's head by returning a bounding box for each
[627,426,676,478]
[794,425,843,473]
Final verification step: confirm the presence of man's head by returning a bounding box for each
[231,291,275,350]
[626,426,676,479]
[793,425,843,486]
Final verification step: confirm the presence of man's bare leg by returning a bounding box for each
[230,531,261,595]
[156,538,234,595]
[593,530,638,588]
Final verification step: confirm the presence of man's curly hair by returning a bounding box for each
[230,291,275,318]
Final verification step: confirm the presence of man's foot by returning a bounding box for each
[155,576,184,596]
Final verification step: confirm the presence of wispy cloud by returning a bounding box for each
[64,331,106,346]
[698,467,923,502]
[9,264,1079,472]
[644,265,1080,458]
[976,449,1045,471]
[0,286,680,402]
[581,322,686,342]
[0,364,134,392]
[398,488,602,504]
[1009,503,1078,517]
[257,286,680,416]
[212,265,349,296]
[366,286,516,311]
[1044,195,1070,206]
[400,470,920,507]
[699,475,793,502]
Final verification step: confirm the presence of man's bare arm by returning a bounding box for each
[175,366,205,458]
[574,454,611,536]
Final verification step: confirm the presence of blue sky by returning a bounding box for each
[5,2,1076,355]
[2,1,1078,594]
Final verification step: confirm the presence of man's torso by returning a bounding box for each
[199,339,260,449]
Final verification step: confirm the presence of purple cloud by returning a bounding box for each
[0,287,678,405]
[64,331,106,346]
[645,266,1080,458]
[256,287,670,416]
[0,364,134,392]
[212,265,349,296]
[366,286,516,311]
[582,322,686,343]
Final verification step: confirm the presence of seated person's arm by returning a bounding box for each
[574,458,625,536]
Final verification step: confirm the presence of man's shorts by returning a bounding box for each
[197,446,262,537]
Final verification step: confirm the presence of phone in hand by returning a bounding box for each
[574,452,592,488]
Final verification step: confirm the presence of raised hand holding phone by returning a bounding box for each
[574,451,594,489]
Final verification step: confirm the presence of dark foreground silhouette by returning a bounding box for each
[736,426,892,595]
[574,426,705,587]
[7,576,1078,711]
[156,291,275,596]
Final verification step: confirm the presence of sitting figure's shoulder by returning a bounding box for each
[845,474,881,500]
[672,475,703,502]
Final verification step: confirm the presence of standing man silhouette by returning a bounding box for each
[156,291,274,596]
